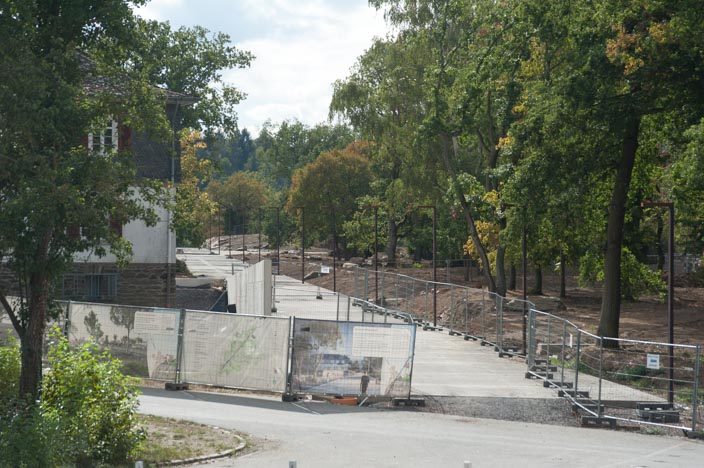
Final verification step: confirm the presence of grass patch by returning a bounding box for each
[134,414,244,464]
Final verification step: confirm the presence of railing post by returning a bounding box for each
[174,308,186,384]
[527,309,536,367]
[598,336,604,417]
[561,321,567,388]
[496,295,502,350]
[63,300,72,338]
[546,315,552,377]
[464,289,469,334]
[574,330,582,395]
[693,345,701,432]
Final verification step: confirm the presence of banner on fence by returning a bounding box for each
[291,319,415,397]
[69,303,179,380]
[179,311,290,392]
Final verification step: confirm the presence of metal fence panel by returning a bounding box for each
[180,311,290,392]
[68,302,180,380]
[291,318,415,397]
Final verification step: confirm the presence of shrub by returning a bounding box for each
[41,327,145,466]
[0,337,20,402]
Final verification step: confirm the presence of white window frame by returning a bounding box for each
[88,119,118,154]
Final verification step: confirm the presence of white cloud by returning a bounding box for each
[135,0,390,135]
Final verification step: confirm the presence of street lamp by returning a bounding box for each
[504,203,528,356]
[417,205,437,327]
[642,200,675,405]
[363,204,381,304]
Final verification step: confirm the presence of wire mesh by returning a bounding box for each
[290,318,415,398]
[68,302,180,381]
[180,310,290,392]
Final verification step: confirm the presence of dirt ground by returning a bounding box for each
[303,258,704,346]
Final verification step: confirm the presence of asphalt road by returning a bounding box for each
[139,388,704,468]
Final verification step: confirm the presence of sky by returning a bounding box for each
[136,0,391,135]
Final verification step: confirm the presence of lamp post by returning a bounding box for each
[417,205,437,327]
[642,200,675,405]
[504,203,528,356]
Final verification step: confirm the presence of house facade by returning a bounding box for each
[61,94,195,308]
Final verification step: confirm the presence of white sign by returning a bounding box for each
[321,265,331,274]
[646,353,660,370]
[134,311,177,335]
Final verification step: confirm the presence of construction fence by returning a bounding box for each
[347,266,703,432]
[60,300,415,399]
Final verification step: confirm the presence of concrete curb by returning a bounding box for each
[156,432,246,467]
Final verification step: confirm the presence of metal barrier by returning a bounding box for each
[61,298,417,399]
[528,309,703,431]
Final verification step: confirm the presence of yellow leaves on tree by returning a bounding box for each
[463,220,500,271]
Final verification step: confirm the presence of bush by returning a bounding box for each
[41,327,145,466]
[0,337,20,402]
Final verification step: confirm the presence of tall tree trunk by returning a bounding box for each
[441,134,497,292]
[385,219,398,267]
[560,252,567,298]
[20,270,49,399]
[598,116,641,341]
[509,264,516,290]
[495,245,507,296]
[532,265,543,295]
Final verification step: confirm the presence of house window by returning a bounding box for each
[88,119,118,154]
[61,273,118,300]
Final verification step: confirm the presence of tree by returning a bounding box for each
[513,0,704,339]
[331,38,437,264]
[0,0,176,399]
[208,172,270,235]
[173,130,217,246]
[286,144,372,252]
[130,19,254,136]
[256,119,355,189]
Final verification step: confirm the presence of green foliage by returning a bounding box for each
[579,248,665,301]
[0,338,20,402]
[41,328,145,466]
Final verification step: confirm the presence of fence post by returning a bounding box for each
[693,345,701,432]
[174,308,187,384]
[496,295,502,350]
[480,290,486,340]
[449,285,455,333]
[380,271,385,307]
[407,321,417,400]
[424,282,429,322]
[354,266,359,299]
[464,289,469,334]
[546,315,552,377]
[271,274,277,313]
[574,330,582,395]
[63,300,72,338]
[346,296,351,322]
[336,293,340,322]
[283,316,295,396]
[597,336,604,417]
[561,321,567,388]
[364,269,369,302]
[527,309,536,367]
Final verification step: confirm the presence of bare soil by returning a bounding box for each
[304,260,704,346]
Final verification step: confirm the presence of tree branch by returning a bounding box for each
[0,290,24,337]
